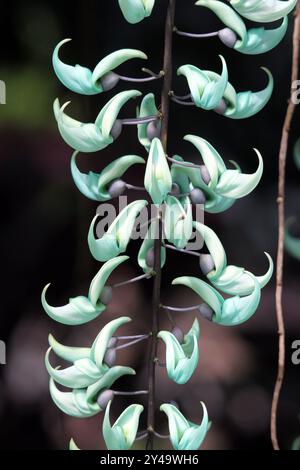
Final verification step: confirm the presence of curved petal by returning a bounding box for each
[235,18,288,55]
[69,439,80,450]
[145,138,172,205]
[71,151,101,201]
[48,334,90,363]
[194,222,227,279]
[230,0,297,23]
[179,402,209,450]
[285,218,300,260]
[160,403,190,449]
[118,0,155,23]
[138,221,166,273]
[137,93,160,150]
[103,401,144,450]
[92,49,147,84]
[86,366,136,403]
[164,196,193,249]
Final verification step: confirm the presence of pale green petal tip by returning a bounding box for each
[118,0,155,24]
[230,0,297,23]
[69,439,80,450]
[144,138,172,205]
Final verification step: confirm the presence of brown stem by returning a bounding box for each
[146,0,176,451]
[271,4,300,451]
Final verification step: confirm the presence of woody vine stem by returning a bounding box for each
[271,2,300,451]
[146,0,176,451]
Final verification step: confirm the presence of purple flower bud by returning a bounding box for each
[170,183,181,195]
[146,247,155,268]
[110,119,123,140]
[218,28,238,49]
[104,348,116,367]
[108,337,118,348]
[214,98,227,115]
[146,121,161,141]
[190,188,206,205]
[171,326,184,344]
[108,179,127,198]
[97,389,115,409]
[200,165,211,185]
[198,303,214,321]
[100,72,120,91]
[199,254,215,275]
[100,286,113,305]
[170,400,180,408]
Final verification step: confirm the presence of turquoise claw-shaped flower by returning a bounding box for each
[178,55,228,110]
[171,134,263,213]
[158,319,200,384]
[144,138,172,206]
[164,195,193,249]
[88,200,148,261]
[53,40,147,94]
[194,222,273,295]
[103,400,144,450]
[118,0,155,24]
[160,402,209,450]
[172,275,261,326]
[229,0,297,23]
[46,317,135,417]
[71,152,145,201]
[285,218,300,260]
[196,1,288,54]
[42,255,128,325]
[137,93,161,150]
[53,90,141,153]
[138,221,167,273]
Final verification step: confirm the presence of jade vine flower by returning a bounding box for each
[164,195,193,249]
[178,61,273,119]
[138,221,167,273]
[160,402,209,450]
[88,200,148,261]
[71,152,145,201]
[196,0,288,54]
[46,317,135,417]
[172,275,261,326]
[195,221,273,295]
[54,90,141,152]
[171,134,263,213]
[137,93,161,150]
[285,218,300,261]
[103,400,143,450]
[158,319,200,384]
[144,138,172,205]
[53,40,147,94]
[229,0,297,23]
[42,255,128,325]
[118,0,155,24]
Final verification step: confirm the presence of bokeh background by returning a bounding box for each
[0,0,299,450]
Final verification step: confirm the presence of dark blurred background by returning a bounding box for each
[0,0,299,450]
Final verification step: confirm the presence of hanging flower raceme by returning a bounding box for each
[171,134,263,213]
[160,402,209,450]
[42,256,128,325]
[176,58,273,118]
[189,1,288,55]
[144,137,172,206]
[172,275,261,326]
[53,41,152,95]
[285,218,300,261]
[163,195,193,249]
[71,152,145,201]
[54,90,146,153]
[118,0,155,24]
[229,0,297,23]
[158,319,200,384]
[138,221,167,273]
[103,400,144,450]
[46,317,135,418]
[195,222,273,295]
[137,93,161,150]
[88,200,148,261]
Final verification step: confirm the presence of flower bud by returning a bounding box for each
[214,98,227,115]
[218,28,238,49]
[110,119,123,140]
[200,165,211,185]
[170,183,181,195]
[100,286,113,305]
[108,179,127,198]
[97,389,115,409]
[108,337,118,348]
[104,348,117,367]
[146,247,155,268]
[146,120,161,141]
[199,254,215,275]
[198,303,214,321]
[171,326,184,344]
[100,72,120,91]
[190,188,206,205]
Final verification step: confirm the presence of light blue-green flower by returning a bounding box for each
[118,0,155,24]
[172,275,261,326]
[42,255,128,325]
[229,0,297,23]
[164,195,193,249]
[88,200,148,261]
[158,319,200,384]
[103,400,143,450]
[53,40,147,95]
[144,138,172,206]
[138,221,167,273]
[171,134,263,213]
[46,317,135,417]
[178,61,273,119]
[71,152,145,201]
[69,439,80,450]
[160,402,209,450]
[137,93,161,150]
[196,1,288,54]
[178,55,228,110]
[54,90,141,152]
[194,221,273,295]
[285,218,300,260]
[292,436,300,450]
